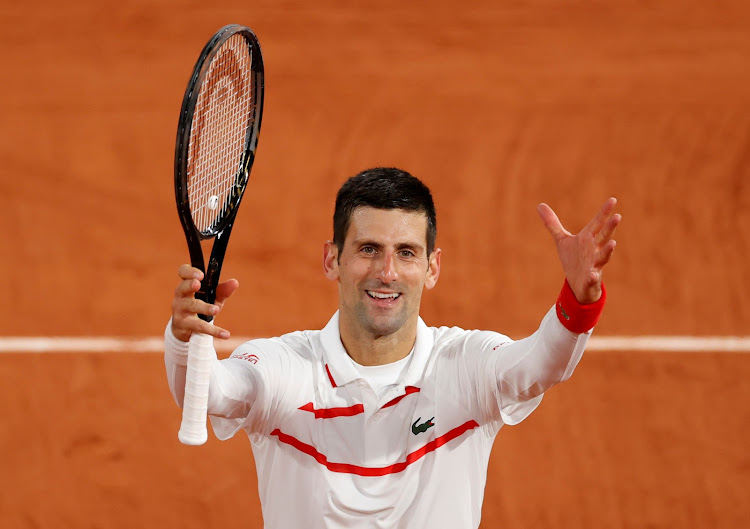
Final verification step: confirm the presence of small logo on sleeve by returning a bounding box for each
[558,302,570,321]
[411,417,435,435]
[233,352,259,364]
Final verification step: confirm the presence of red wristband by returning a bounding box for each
[555,280,606,333]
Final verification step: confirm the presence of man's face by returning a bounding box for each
[323,207,441,339]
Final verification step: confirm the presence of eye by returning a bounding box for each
[361,246,376,254]
[399,249,416,258]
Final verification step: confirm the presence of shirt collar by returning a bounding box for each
[319,311,434,388]
[320,312,359,387]
[402,316,434,387]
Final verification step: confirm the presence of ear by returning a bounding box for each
[323,241,340,281]
[424,248,441,290]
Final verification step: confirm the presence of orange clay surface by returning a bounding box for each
[1,0,749,528]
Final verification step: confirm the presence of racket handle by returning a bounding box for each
[178,330,214,445]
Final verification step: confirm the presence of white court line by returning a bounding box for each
[0,336,749,353]
[0,337,246,353]
[586,336,750,352]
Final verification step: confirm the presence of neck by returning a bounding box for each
[338,315,418,366]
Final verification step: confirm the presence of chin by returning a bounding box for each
[362,315,407,338]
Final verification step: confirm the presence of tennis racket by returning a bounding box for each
[174,24,264,445]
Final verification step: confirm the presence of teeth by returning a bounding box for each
[367,291,400,300]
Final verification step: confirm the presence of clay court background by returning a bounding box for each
[2,0,749,527]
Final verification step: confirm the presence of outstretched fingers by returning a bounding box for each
[595,211,622,245]
[585,197,618,238]
[537,203,570,242]
[595,238,618,268]
[592,202,622,268]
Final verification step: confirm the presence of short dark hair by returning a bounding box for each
[333,167,437,256]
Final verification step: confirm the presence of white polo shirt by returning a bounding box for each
[189,307,590,529]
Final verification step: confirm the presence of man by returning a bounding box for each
[165,167,621,528]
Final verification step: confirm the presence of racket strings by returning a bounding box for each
[187,33,255,234]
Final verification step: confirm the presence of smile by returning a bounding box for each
[366,291,401,301]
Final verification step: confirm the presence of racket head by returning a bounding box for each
[174,24,264,250]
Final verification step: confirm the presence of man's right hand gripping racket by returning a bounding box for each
[174,25,264,445]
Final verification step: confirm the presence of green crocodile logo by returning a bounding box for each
[558,302,570,321]
[412,416,435,435]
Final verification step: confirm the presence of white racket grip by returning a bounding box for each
[178,329,215,445]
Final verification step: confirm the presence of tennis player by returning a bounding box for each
[165,167,621,528]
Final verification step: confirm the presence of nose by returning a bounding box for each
[375,252,398,283]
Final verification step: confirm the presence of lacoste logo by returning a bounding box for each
[558,302,570,321]
[412,416,435,435]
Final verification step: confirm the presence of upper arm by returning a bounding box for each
[207,355,261,419]
[490,306,590,423]
[209,338,307,439]
[454,307,590,426]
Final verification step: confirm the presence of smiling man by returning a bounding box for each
[165,167,621,529]
[323,182,441,366]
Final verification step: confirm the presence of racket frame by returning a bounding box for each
[174,24,264,316]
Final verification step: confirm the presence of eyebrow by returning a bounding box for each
[352,239,426,254]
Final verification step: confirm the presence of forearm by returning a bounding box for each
[163,320,257,419]
[496,307,589,400]
[496,281,606,400]
[164,322,190,407]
